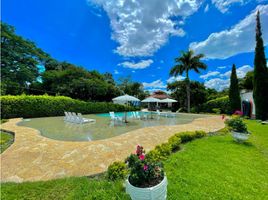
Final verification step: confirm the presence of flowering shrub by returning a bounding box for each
[126,145,164,188]
[233,110,243,116]
[225,117,248,133]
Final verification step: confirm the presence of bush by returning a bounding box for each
[194,130,207,138]
[107,161,128,181]
[168,135,182,151]
[0,95,134,118]
[225,117,248,133]
[179,132,195,143]
[146,143,172,162]
[212,108,221,114]
[202,96,231,114]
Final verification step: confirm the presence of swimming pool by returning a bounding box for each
[18,112,211,141]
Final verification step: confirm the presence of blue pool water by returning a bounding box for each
[96,111,148,117]
[18,112,211,141]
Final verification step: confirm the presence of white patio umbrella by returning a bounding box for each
[112,94,140,122]
[113,94,140,103]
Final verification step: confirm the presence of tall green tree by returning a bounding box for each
[239,71,253,90]
[229,64,241,113]
[1,22,49,94]
[167,80,207,112]
[170,50,207,112]
[253,11,268,120]
[118,76,147,99]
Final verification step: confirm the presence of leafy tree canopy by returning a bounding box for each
[1,22,49,94]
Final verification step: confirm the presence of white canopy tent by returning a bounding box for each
[159,98,177,103]
[160,98,177,108]
[141,97,161,103]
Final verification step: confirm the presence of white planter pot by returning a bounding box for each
[126,176,168,200]
[232,131,249,142]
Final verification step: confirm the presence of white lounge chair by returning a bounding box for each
[140,112,148,120]
[71,112,80,123]
[67,112,73,122]
[64,111,69,121]
[156,110,161,116]
[109,112,123,122]
[77,113,96,124]
[131,111,137,119]
[168,112,176,118]
[135,112,141,120]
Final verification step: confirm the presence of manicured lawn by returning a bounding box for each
[0,131,14,154]
[165,120,268,200]
[1,120,268,200]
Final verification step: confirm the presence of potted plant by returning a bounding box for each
[225,117,250,142]
[125,145,168,200]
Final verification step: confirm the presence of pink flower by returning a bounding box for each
[233,110,243,116]
[139,154,145,160]
[143,165,148,171]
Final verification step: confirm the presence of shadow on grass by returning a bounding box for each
[231,140,254,147]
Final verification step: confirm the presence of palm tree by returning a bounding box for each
[170,50,207,113]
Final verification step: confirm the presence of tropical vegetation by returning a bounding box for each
[0,22,148,102]
[169,50,207,113]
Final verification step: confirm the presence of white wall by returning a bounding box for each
[240,91,255,115]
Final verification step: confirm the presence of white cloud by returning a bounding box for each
[204,4,209,12]
[143,79,166,89]
[178,20,185,25]
[114,69,119,74]
[90,0,202,57]
[211,0,245,13]
[217,66,227,69]
[118,59,153,69]
[190,4,268,59]
[167,75,185,83]
[220,65,253,78]
[204,78,230,91]
[200,71,220,79]
[204,65,253,91]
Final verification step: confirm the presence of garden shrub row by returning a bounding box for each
[107,130,207,180]
[0,95,133,119]
[201,96,231,114]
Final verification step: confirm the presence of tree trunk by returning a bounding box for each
[186,80,190,113]
[185,70,190,113]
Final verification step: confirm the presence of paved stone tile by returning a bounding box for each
[0,116,225,183]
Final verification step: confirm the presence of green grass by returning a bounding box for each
[1,177,129,200]
[165,120,268,200]
[1,120,268,200]
[0,131,14,153]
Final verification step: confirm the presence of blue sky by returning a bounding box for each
[2,0,268,91]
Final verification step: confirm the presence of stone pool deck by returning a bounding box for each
[0,116,225,183]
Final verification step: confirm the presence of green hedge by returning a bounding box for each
[202,96,231,114]
[1,95,132,118]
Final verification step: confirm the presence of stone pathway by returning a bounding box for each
[0,116,225,183]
